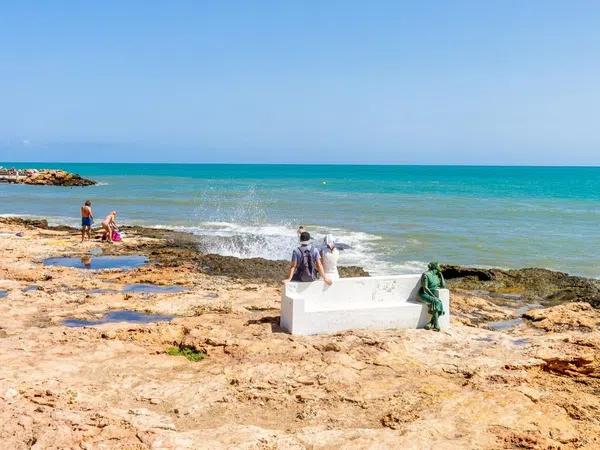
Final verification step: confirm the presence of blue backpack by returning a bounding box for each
[294,246,317,282]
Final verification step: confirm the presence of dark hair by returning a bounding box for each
[84,200,91,206]
[300,231,311,242]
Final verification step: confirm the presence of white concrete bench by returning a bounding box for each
[280,274,450,335]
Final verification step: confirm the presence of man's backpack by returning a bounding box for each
[294,245,317,282]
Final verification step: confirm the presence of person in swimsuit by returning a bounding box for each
[102,211,118,243]
[80,200,93,242]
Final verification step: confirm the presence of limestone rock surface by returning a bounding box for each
[0,221,599,449]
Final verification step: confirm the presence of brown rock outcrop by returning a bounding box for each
[0,169,95,186]
[23,169,95,186]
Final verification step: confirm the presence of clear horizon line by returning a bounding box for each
[1,161,599,168]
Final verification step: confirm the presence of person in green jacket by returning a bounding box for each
[419,262,446,331]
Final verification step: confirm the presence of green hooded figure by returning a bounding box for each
[418,262,446,331]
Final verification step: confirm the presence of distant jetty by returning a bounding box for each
[0,167,96,187]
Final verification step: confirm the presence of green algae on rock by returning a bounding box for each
[166,346,206,362]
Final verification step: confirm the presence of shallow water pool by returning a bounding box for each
[44,255,147,270]
[63,310,173,327]
[0,289,8,298]
[23,285,41,292]
[123,283,186,294]
[89,288,120,295]
[487,317,524,331]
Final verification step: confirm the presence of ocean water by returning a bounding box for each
[1,163,599,278]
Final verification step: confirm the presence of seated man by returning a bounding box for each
[283,231,333,285]
[418,262,446,331]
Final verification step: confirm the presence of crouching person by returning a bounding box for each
[283,231,333,285]
[419,261,446,331]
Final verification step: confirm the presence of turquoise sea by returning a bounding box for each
[1,163,599,278]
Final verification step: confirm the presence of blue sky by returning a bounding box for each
[1,1,599,164]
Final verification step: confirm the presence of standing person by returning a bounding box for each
[320,234,340,280]
[101,211,118,243]
[283,231,332,285]
[80,200,93,242]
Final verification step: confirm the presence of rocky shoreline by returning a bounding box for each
[0,216,599,448]
[4,216,599,306]
[0,168,96,186]
[443,264,600,309]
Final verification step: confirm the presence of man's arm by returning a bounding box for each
[282,260,297,283]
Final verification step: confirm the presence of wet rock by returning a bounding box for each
[443,265,496,281]
[444,265,600,308]
[195,253,368,283]
[0,217,49,229]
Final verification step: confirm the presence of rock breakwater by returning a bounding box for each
[0,168,95,186]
